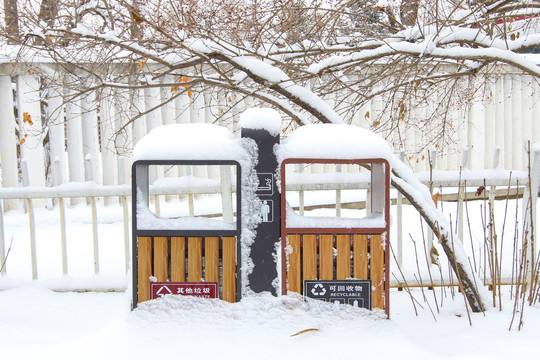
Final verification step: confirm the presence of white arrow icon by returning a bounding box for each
[156,286,172,297]
[311,284,326,296]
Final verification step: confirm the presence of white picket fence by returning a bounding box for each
[1,62,540,290]
[1,65,540,214]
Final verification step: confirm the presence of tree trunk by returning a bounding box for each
[400,0,418,26]
[3,0,20,43]
[38,0,58,27]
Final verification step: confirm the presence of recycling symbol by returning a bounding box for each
[311,283,326,296]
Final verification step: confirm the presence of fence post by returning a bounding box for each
[298,164,305,216]
[484,78,496,169]
[117,156,130,273]
[0,76,19,211]
[65,82,84,205]
[220,166,234,222]
[427,150,436,253]
[99,89,118,205]
[512,77,523,170]
[526,147,540,286]
[91,195,100,275]
[0,199,5,275]
[533,81,540,144]
[458,147,469,242]
[17,74,46,207]
[503,75,513,169]
[397,151,404,268]
[522,76,534,168]
[21,159,38,280]
[336,164,342,217]
[48,85,66,191]
[53,158,68,276]
[84,155,100,274]
[82,89,101,186]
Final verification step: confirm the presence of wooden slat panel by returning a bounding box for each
[353,234,368,279]
[303,234,317,281]
[319,234,334,280]
[153,236,168,282]
[370,235,385,310]
[137,237,152,303]
[171,237,185,282]
[287,234,301,293]
[205,237,220,283]
[222,237,236,303]
[188,237,203,282]
[336,234,351,280]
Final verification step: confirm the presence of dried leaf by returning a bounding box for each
[290,328,320,337]
[23,112,33,126]
[475,186,485,196]
[131,10,144,24]
[432,193,442,207]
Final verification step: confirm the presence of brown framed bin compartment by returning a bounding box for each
[132,160,242,308]
[280,158,390,316]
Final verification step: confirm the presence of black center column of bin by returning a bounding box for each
[241,127,280,295]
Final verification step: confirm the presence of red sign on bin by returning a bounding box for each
[150,282,218,300]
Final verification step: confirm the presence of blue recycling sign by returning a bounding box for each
[304,280,372,310]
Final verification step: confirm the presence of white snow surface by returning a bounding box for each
[276,124,393,161]
[286,205,385,229]
[132,123,248,161]
[239,107,282,136]
[1,286,539,360]
[1,198,539,359]
[137,201,235,230]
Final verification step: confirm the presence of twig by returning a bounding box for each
[390,244,421,315]
[0,237,14,274]
[419,227,440,313]
[464,182,477,271]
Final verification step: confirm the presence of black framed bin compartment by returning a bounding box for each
[132,160,242,308]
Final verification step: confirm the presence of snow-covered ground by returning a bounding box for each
[0,197,539,359]
[1,285,539,359]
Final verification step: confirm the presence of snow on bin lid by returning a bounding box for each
[132,123,247,161]
[239,107,282,137]
[276,124,393,161]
